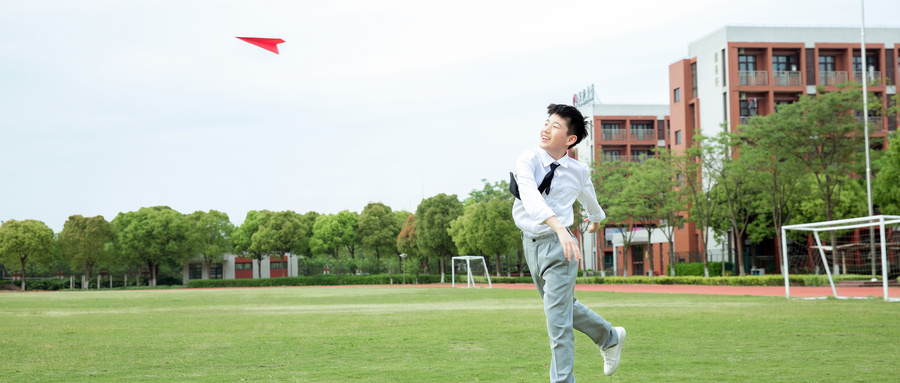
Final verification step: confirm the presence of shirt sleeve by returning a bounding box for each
[577,165,607,223]
[516,152,556,226]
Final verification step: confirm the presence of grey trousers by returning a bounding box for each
[523,231,618,383]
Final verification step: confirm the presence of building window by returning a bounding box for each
[675,130,682,145]
[738,55,756,71]
[602,150,621,162]
[630,123,654,140]
[691,62,697,98]
[270,262,285,270]
[740,99,759,117]
[235,262,253,270]
[819,56,835,72]
[773,55,797,71]
[852,55,877,72]
[604,228,618,247]
[600,123,622,140]
[774,100,793,112]
[189,263,202,280]
[210,263,223,279]
[674,88,681,102]
[604,252,614,269]
[631,150,653,163]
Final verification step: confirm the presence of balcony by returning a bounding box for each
[856,116,884,132]
[629,128,656,141]
[600,129,626,141]
[819,71,849,86]
[772,71,802,87]
[601,153,622,163]
[739,70,768,86]
[853,71,882,86]
[630,152,653,164]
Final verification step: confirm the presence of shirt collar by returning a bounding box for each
[539,148,571,168]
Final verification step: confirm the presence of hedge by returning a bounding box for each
[575,274,883,287]
[667,262,735,277]
[187,274,452,288]
[5,273,890,291]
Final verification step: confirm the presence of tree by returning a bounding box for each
[358,202,402,260]
[415,193,463,283]
[186,210,234,279]
[776,85,872,274]
[448,205,478,257]
[396,213,418,278]
[455,199,519,277]
[875,132,900,215]
[58,215,116,284]
[678,131,723,277]
[471,178,522,276]
[465,178,514,205]
[708,130,762,277]
[0,219,54,291]
[594,160,647,277]
[630,155,686,277]
[309,211,358,259]
[255,210,306,275]
[112,206,192,286]
[231,210,268,278]
[295,211,320,258]
[740,114,810,271]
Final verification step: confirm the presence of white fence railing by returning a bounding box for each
[819,71,848,86]
[739,70,768,86]
[773,71,802,86]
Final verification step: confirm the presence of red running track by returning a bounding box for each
[441,283,900,299]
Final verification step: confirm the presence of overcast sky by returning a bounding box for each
[2,0,898,232]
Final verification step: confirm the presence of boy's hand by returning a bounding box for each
[544,216,581,262]
[555,227,581,262]
[587,222,601,233]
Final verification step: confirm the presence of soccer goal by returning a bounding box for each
[781,215,900,301]
[451,256,492,288]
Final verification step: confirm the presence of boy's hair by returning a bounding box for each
[547,104,588,149]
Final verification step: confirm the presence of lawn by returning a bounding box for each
[0,286,897,382]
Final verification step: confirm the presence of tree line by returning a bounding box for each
[3,85,899,290]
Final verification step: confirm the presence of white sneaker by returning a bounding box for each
[600,327,626,376]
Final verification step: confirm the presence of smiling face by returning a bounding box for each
[539,113,577,159]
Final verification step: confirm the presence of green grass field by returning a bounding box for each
[1,286,897,382]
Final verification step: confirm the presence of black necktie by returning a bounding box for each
[538,162,560,195]
[509,162,560,200]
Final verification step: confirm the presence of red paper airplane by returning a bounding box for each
[236,37,285,54]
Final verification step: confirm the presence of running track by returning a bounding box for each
[438,283,900,299]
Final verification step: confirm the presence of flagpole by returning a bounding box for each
[860,0,877,280]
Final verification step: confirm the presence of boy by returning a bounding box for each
[510,104,626,382]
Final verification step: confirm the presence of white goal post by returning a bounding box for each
[781,215,900,302]
[451,256,492,288]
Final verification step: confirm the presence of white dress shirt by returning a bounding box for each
[512,147,607,237]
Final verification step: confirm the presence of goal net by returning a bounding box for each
[451,256,492,288]
[781,215,900,301]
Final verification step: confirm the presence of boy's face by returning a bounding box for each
[539,113,577,154]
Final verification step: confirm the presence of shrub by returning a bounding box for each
[573,274,880,287]
[668,262,734,277]
[0,279,69,291]
[468,276,532,284]
[187,274,447,288]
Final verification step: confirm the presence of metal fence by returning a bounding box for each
[739,70,768,86]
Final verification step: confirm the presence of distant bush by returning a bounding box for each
[188,274,446,288]
[0,279,69,291]
[667,262,734,276]
[574,274,880,287]
[468,276,532,284]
